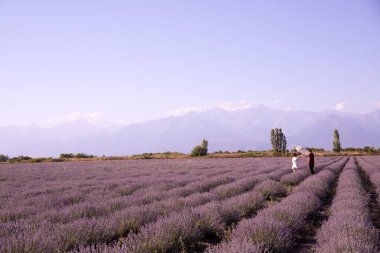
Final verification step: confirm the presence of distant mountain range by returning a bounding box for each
[1,106,380,157]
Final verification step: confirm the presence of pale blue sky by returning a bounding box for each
[1,0,379,126]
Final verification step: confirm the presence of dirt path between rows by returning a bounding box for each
[291,159,349,253]
[291,181,336,253]
[197,159,347,253]
[356,158,380,250]
[194,189,292,252]
[195,177,304,252]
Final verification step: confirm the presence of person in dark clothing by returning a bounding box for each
[308,149,315,174]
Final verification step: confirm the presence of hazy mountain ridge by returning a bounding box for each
[1,107,380,157]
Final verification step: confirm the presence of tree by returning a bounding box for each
[191,139,208,157]
[333,129,341,152]
[270,129,275,152]
[282,134,287,154]
[202,139,208,150]
[270,128,287,154]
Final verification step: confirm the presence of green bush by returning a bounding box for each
[29,158,49,163]
[60,153,95,159]
[9,156,32,163]
[60,153,74,158]
[191,145,207,157]
[191,139,208,157]
[363,146,376,154]
[0,154,9,162]
[74,153,95,158]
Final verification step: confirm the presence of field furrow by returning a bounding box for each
[356,157,380,250]
[313,158,379,253]
[206,158,347,253]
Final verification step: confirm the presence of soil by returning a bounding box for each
[356,158,380,249]
[291,182,336,253]
[197,160,348,253]
[292,158,380,252]
[291,158,349,253]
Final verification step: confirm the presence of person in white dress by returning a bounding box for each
[292,153,300,172]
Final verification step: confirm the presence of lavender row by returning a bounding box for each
[0,157,338,252]
[315,161,379,253]
[0,164,277,226]
[68,162,306,252]
[74,179,288,253]
[0,157,333,224]
[0,158,286,221]
[280,156,342,186]
[277,157,342,191]
[0,157,293,227]
[0,163,258,224]
[0,173,227,223]
[108,159,343,253]
[0,167,290,252]
[208,158,347,253]
[357,156,380,204]
[0,178,281,253]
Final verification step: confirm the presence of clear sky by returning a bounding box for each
[1,0,380,126]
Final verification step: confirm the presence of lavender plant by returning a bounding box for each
[208,158,346,253]
[315,165,379,253]
[0,156,340,252]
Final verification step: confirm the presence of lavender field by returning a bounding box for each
[0,156,379,253]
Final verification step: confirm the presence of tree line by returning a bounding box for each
[0,128,378,162]
[192,128,344,157]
